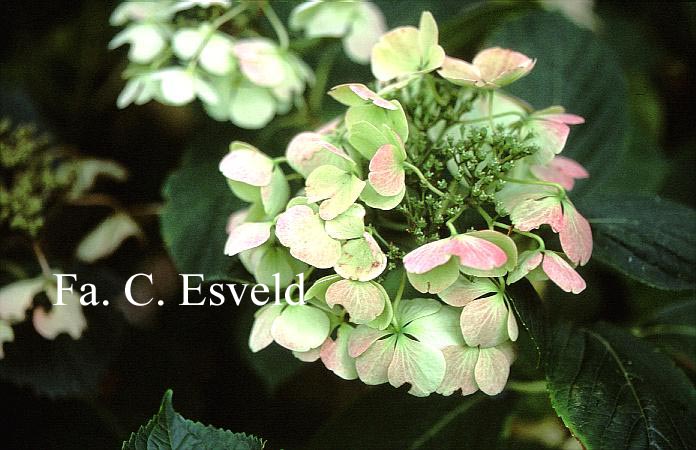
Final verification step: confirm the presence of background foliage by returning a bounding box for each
[1,1,695,449]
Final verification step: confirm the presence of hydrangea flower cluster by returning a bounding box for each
[109,0,385,129]
[219,12,593,397]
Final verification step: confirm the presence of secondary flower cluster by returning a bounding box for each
[109,0,385,128]
[219,12,592,397]
[0,120,141,359]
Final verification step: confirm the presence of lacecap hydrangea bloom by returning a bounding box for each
[109,0,385,129]
[219,12,592,397]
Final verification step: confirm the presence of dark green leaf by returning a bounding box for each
[634,297,696,376]
[161,146,240,281]
[306,388,511,450]
[487,12,629,200]
[507,283,696,448]
[577,195,696,291]
[507,280,546,360]
[547,322,696,449]
[122,390,265,450]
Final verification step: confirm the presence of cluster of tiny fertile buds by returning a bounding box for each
[218,12,593,397]
[109,0,385,129]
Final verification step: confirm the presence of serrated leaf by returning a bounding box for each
[508,280,696,448]
[122,390,265,450]
[577,194,696,291]
[546,322,696,449]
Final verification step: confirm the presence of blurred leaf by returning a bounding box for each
[487,12,629,200]
[122,389,265,450]
[306,387,511,450]
[440,1,536,56]
[161,146,240,280]
[546,322,696,449]
[578,195,696,291]
[635,297,696,375]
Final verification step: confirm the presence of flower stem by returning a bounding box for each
[262,3,289,50]
[493,221,545,251]
[506,379,547,394]
[488,90,495,129]
[457,111,525,126]
[445,208,464,236]
[391,270,407,329]
[187,3,247,71]
[403,161,446,197]
[476,206,494,229]
[32,241,52,279]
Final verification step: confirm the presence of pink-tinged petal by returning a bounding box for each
[224,222,272,256]
[387,337,446,397]
[459,294,509,348]
[355,334,396,385]
[436,345,480,396]
[348,325,392,358]
[542,252,586,294]
[445,234,508,271]
[507,250,543,284]
[286,132,354,177]
[403,238,452,274]
[511,196,564,232]
[560,201,593,266]
[528,119,571,157]
[226,208,249,234]
[438,276,498,307]
[219,143,274,186]
[34,283,87,340]
[320,324,358,380]
[530,164,575,190]
[542,113,585,125]
[552,156,589,178]
[474,346,511,396]
[531,156,589,190]
[328,83,397,110]
[325,280,386,323]
[472,47,536,87]
[275,205,342,268]
[248,304,284,352]
[437,56,482,87]
[232,39,285,87]
[316,117,340,135]
[349,84,396,110]
[368,144,405,197]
